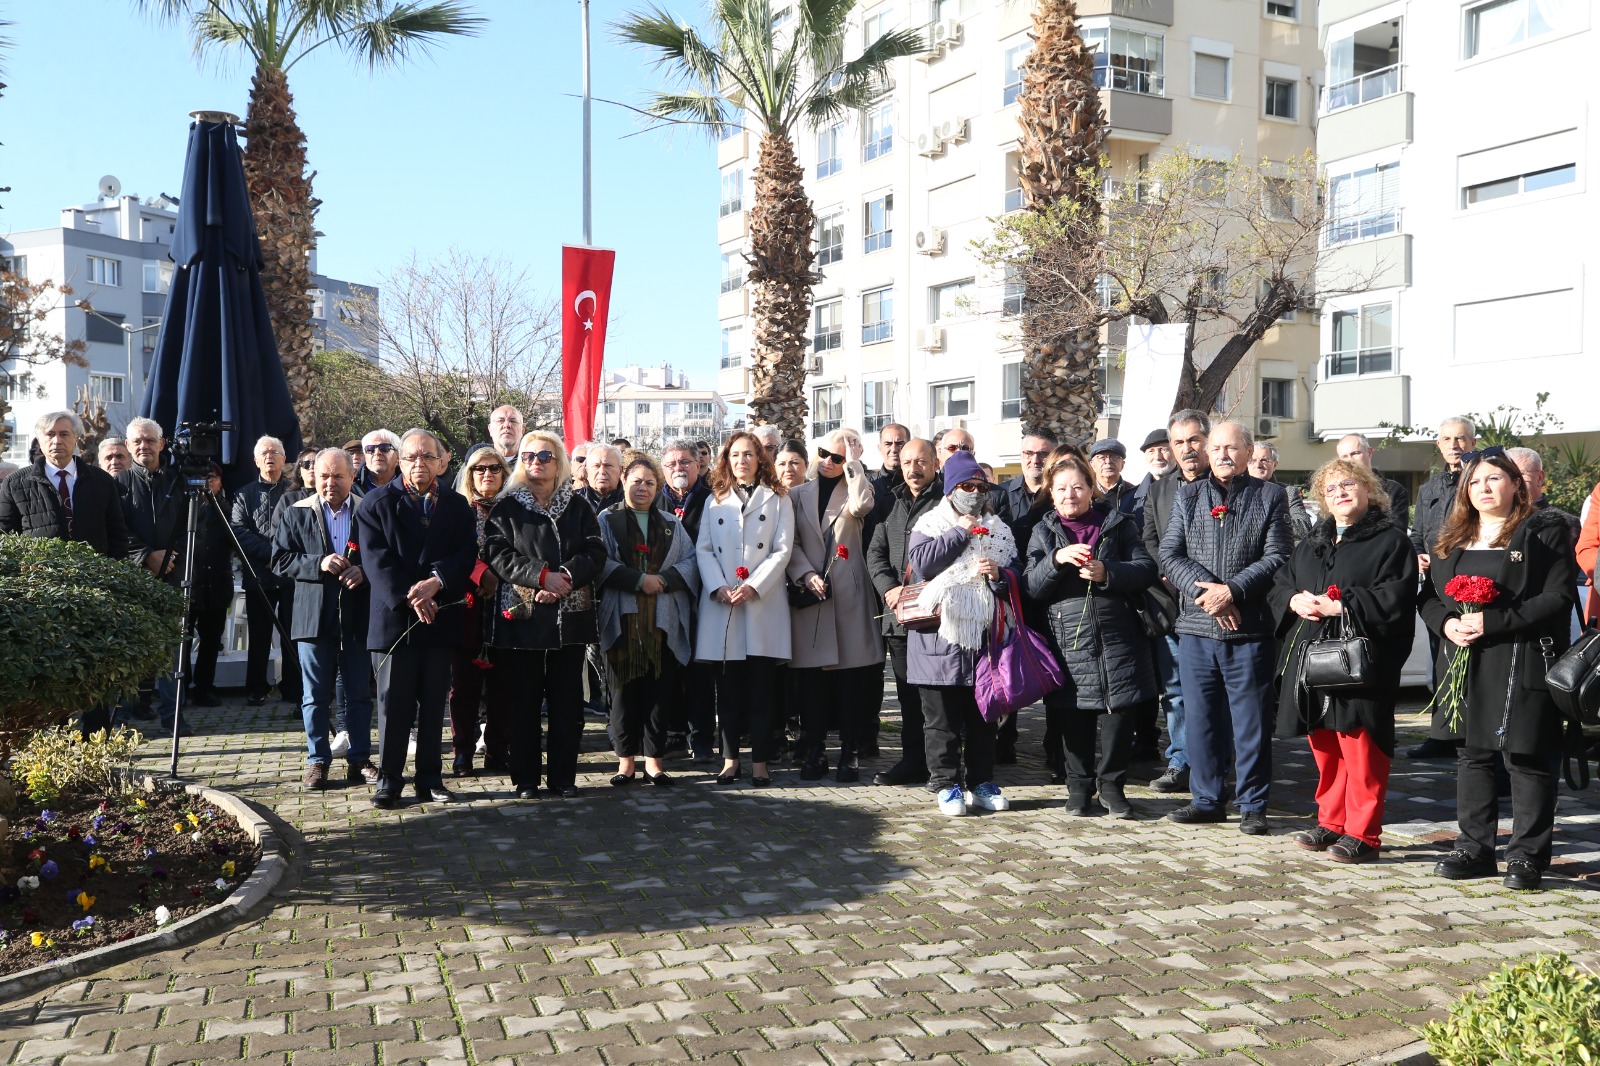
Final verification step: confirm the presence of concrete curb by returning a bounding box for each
[1361,1042,1434,1065]
[0,777,292,1004]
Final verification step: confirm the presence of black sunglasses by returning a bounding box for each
[521,450,558,464]
[469,464,504,475]
[943,442,972,453]
[955,481,991,493]
[572,454,588,464]
[1459,445,1506,466]
[363,443,394,454]
[298,460,315,469]
[817,447,846,464]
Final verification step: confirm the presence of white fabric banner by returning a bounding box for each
[1118,323,1189,484]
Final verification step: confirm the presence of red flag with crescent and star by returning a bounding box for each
[560,245,616,454]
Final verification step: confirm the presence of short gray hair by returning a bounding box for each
[98,435,126,451]
[362,428,401,449]
[126,416,164,441]
[315,446,354,474]
[749,425,781,446]
[35,410,85,439]
[587,443,623,467]
[1168,408,1211,435]
[254,434,286,456]
[1338,432,1372,453]
[1212,419,1255,447]
[1253,441,1280,462]
[662,440,698,460]
[1439,416,1477,437]
[1505,446,1543,472]
[399,428,443,455]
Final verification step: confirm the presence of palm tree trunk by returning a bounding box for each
[1016,0,1106,445]
[243,63,317,431]
[744,132,815,442]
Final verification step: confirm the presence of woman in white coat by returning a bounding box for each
[695,430,795,786]
[786,429,885,782]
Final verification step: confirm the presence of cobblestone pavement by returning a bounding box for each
[4,685,1600,1065]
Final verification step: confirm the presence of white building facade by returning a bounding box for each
[1312,0,1596,463]
[596,364,731,449]
[716,0,1325,470]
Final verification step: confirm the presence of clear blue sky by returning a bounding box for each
[1,0,723,389]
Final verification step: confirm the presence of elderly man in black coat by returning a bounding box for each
[233,434,302,706]
[273,448,375,793]
[0,410,131,559]
[357,429,478,808]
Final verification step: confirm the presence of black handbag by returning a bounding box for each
[1546,628,1600,729]
[1137,581,1179,639]
[1299,607,1372,690]
[787,576,830,609]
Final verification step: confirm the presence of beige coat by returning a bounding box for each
[786,460,885,670]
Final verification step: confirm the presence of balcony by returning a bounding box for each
[1098,88,1172,140]
[1319,88,1412,161]
[1321,63,1402,114]
[1323,232,1412,292]
[1313,372,1410,437]
[1320,344,1400,382]
[1077,0,1173,23]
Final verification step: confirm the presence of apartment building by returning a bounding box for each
[1312,0,1596,471]
[715,0,1324,470]
[595,363,731,450]
[1,190,376,463]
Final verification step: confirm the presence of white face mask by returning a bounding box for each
[950,489,984,515]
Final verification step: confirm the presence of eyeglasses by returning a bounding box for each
[363,443,395,454]
[955,481,991,493]
[521,450,558,464]
[1323,479,1360,498]
[817,448,846,464]
[1021,449,1052,460]
[470,464,504,475]
[299,461,316,470]
[943,442,972,454]
[399,453,439,464]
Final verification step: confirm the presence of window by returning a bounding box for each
[1326,162,1400,244]
[1097,274,1117,310]
[84,310,126,345]
[864,194,893,253]
[1324,21,1402,111]
[663,402,681,417]
[720,250,744,294]
[636,402,652,416]
[934,0,976,20]
[687,401,716,418]
[89,374,125,406]
[1459,130,1578,208]
[86,256,120,287]
[812,385,845,437]
[816,210,844,266]
[930,278,974,320]
[1002,264,1025,316]
[1197,269,1226,308]
[813,300,842,352]
[930,380,973,418]
[863,379,897,432]
[1326,302,1393,377]
[2,255,27,277]
[0,374,23,403]
[1264,77,1296,119]
[817,124,843,179]
[1002,40,1032,105]
[719,168,743,217]
[1465,0,1584,60]
[771,5,794,29]
[1261,378,1294,418]
[863,101,894,161]
[720,116,742,141]
[1084,27,1165,95]
[141,262,172,294]
[720,325,743,369]
[1263,177,1296,220]
[1001,363,1023,420]
[1266,0,1297,18]
[309,288,326,319]
[1465,164,1575,206]
[142,316,160,355]
[1004,152,1023,211]
[1455,288,1579,363]
[1194,160,1229,205]
[605,401,617,415]
[862,6,894,49]
[862,287,894,344]
[1193,53,1230,100]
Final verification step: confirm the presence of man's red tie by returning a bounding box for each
[57,470,73,534]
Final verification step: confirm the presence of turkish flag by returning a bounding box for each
[561,245,616,454]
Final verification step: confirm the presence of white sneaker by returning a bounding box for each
[474,735,487,756]
[969,782,1009,812]
[328,731,350,758]
[937,785,968,817]
[407,729,418,757]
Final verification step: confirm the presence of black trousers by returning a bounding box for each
[1458,745,1557,868]
[189,598,229,693]
[373,644,452,789]
[796,664,876,767]
[921,685,996,790]
[886,637,926,772]
[859,656,886,748]
[608,656,679,759]
[495,645,585,791]
[1057,700,1143,796]
[247,582,301,698]
[715,656,781,763]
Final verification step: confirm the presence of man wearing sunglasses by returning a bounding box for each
[933,427,976,470]
[232,434,302,707]
[358,429,402,494]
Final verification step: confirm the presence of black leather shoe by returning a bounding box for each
[1238,811,1269,835]
[799,761,828,781]
[452,757,474,778]
[646,772,674,787]
[1294,826,1342,851]
[246,689,269,706]
[190,689,221,708]
[372,782,399,809]
[1434,848,1497,880]
[994,743,1017,765]
[860,742,881,759]
[1150,767,1190,793]
[750,776,772,788]
[1329,837,1380,864]
[1167,804,1226,824]
[610,773,635,787]
[1406,738,1458,760]
[1100,789,1136,819]
[559,786,579,798]
[873,762,928,786]
[482,755,509,774]
[835,764,860,783]
[515,787,540,800]
[1503,859,1542,891]
[1065,794,1100,817]
[417,783,458,804]
[715,768,742,785]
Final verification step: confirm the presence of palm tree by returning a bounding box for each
[616,0,922,440]
[137,1,484,427]
[1014,0,1105,444]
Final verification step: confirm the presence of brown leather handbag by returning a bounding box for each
[893,563,941,631]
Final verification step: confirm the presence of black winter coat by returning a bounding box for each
[483,488,606,650]
[271,494,370,644]
[1141,470,1203,576]
[656,477,712,545]
[354,480,478,652]
[1413,468,1459,557]
[1269,508,1418,757]
[1417,507,1581,755]
[117,464,232,601]
[1024,503,1158,712]
[866,476,944,637]
[0,459,132,558]
[232,476,295,591]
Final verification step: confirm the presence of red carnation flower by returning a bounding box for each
[674,507,685,518]
[463,593,475,609]
[346,540,358,553]
[1444,575,1498,606]
[501,608,514,620]
[971,526,990,537]
[1210,505,1228,519]
[735,566,751,581]
[471,658,494,670]
[836,545,849,561]
[635,543,651,554]
[1325,585,1341,601]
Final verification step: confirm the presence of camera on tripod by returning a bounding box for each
[170,420,233,485]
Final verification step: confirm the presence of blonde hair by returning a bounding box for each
[1308,458,1390,514]
[506,431,570,492]
[454,446,511,504]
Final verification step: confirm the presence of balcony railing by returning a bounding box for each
[1322,64,1403,114]
[1323,206,1402,247]
[1321,345,1400,380]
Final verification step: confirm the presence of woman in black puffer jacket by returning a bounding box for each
[1025,455,1158,818]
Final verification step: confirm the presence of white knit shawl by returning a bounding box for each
[911,499,1017,650]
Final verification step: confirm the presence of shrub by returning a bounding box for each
[1423,953,1600,1065]
[10,724,146,804]
[0,534,182,765]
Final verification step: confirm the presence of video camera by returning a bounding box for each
[170,420,233,485]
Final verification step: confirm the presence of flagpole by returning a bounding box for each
[580,0,593,246]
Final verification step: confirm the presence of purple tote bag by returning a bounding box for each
[975,572,1065,723]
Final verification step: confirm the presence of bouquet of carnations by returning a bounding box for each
[1425,574,1499,730]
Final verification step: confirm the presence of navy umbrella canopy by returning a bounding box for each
[140,115,303,485]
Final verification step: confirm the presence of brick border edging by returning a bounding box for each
[0,776,291,1004]
[1363,1042,1434,1065]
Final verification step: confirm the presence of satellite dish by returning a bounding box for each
[98,175,122,199]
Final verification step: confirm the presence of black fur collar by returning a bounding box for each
[1309,505,1396,550]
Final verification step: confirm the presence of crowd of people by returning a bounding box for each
[1,402,1595,893]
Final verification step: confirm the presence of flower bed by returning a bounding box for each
[0,789,259,975]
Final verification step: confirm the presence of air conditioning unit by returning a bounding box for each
[916,130,946,157]
[1257,415,1281,439]
[806,355,824,374]
[938,117,971,144]
[914,38,945,62]
[933,19,964,49]
[914,226,947,255]
[915,327,946,352]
